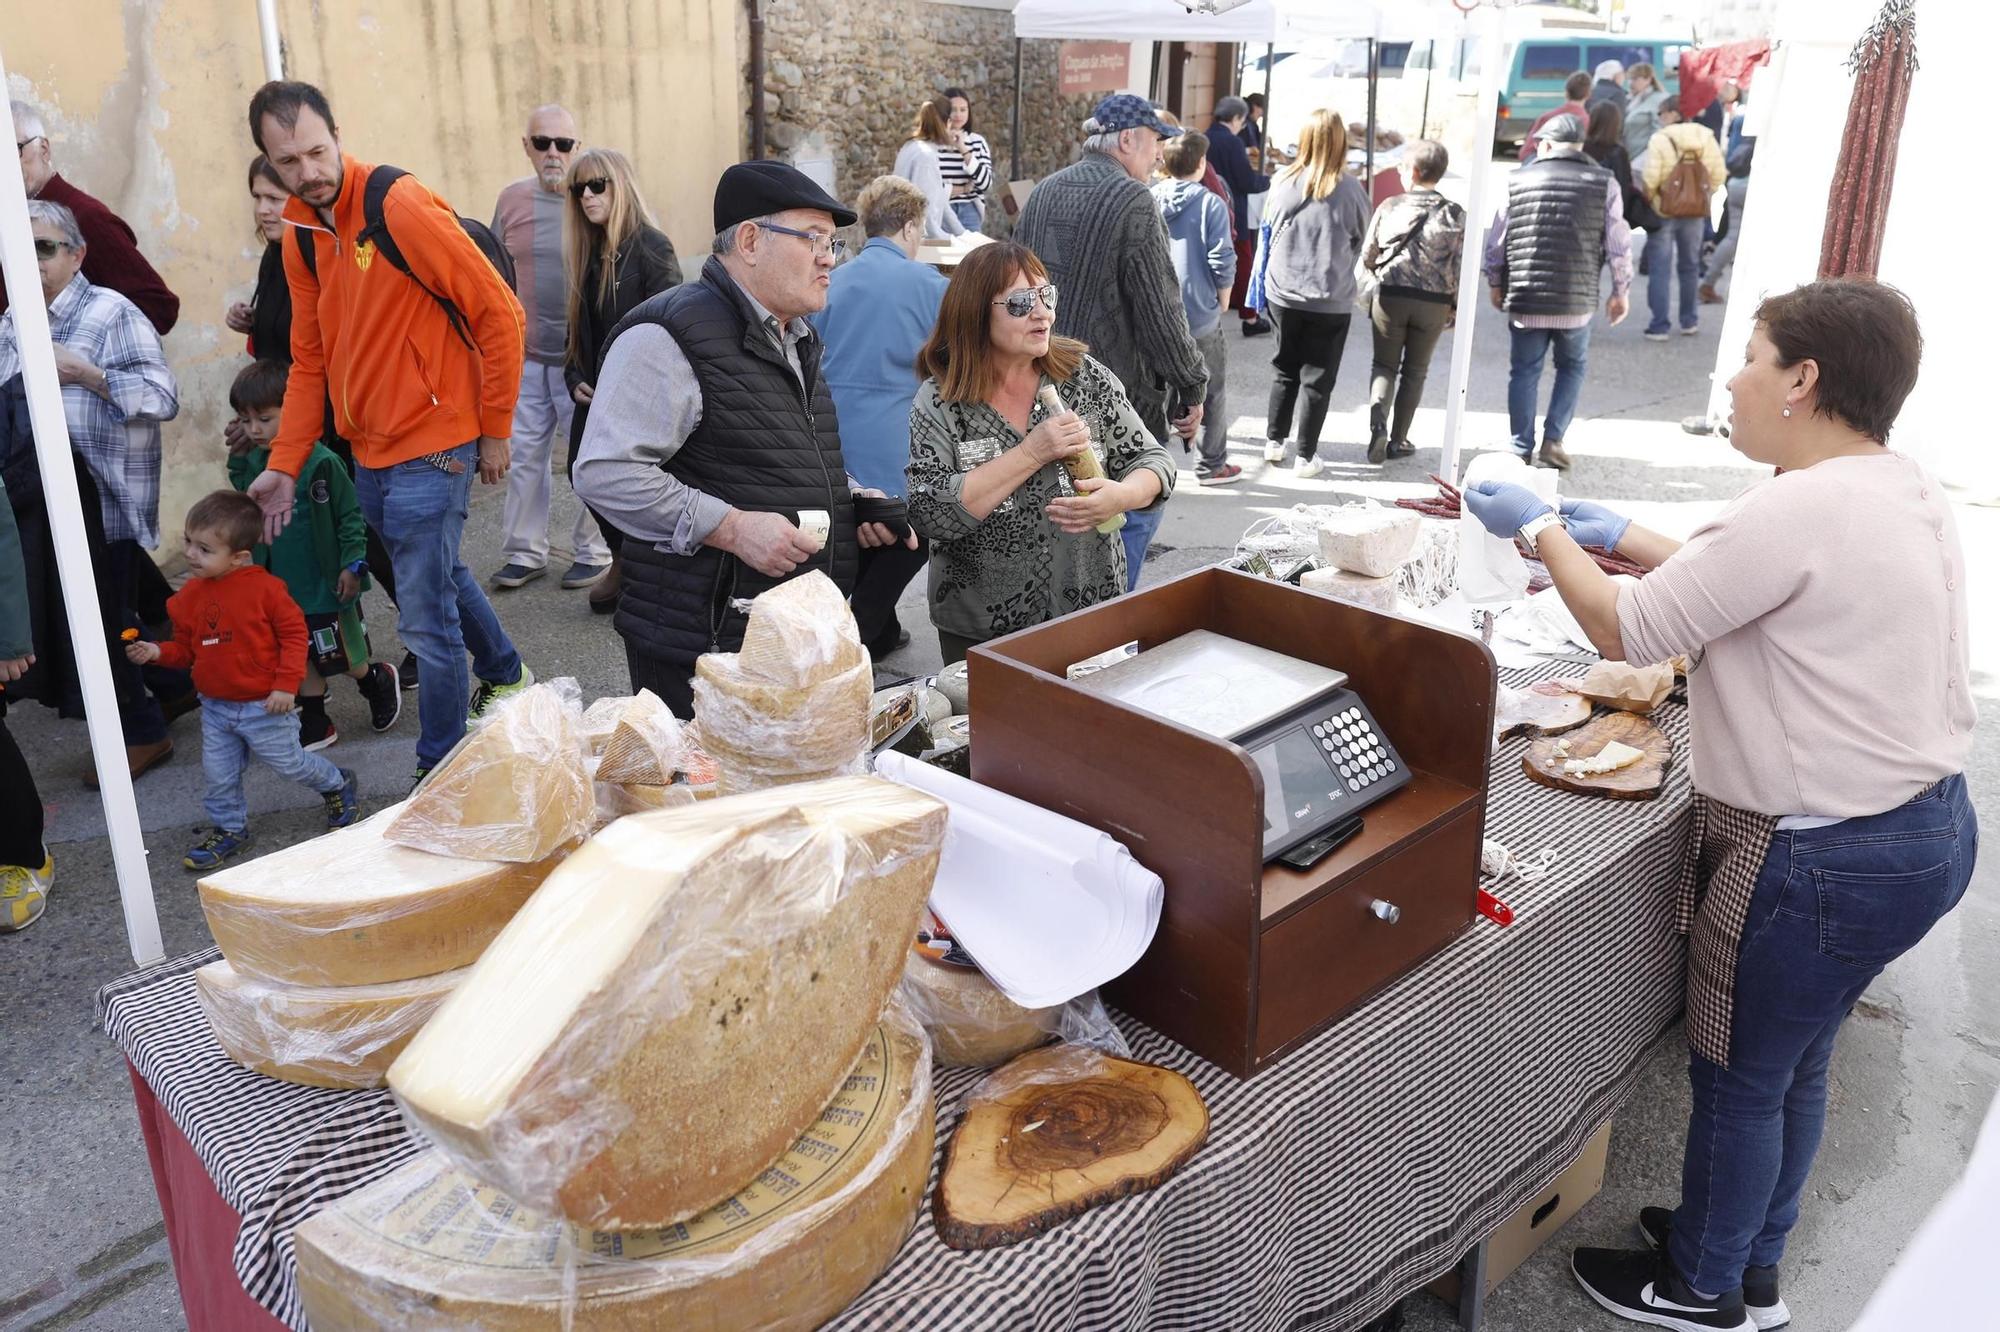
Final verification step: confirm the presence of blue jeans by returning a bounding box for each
[1506,324,1591,456]
[200,696,345,833]
[1646,216,1704,334]
[1119,507,1165,594]
[1671,775,1977,1295]
[950,200,983,232]
[355,443,523,768]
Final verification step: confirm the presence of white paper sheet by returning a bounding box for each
[874,752,1164,1009]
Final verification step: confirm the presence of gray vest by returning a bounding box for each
[1501,155,1611,318]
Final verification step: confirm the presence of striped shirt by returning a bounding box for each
[0,272,178,544]
[938,130,993,209]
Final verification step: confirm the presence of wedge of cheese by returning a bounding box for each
[389,682,593,863]
[198,805,571,987]
[900,952,1059,1069]
[302,1019,933,1332]
[594,690,682,786]
[735,571,866,685]
[1562,739,1647,777]
[1316,505,1421,578]
[388,776,948,1230]
[194,959,464,1090]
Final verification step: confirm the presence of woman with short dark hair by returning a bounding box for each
[1356,138,1464,462]
[906,242,1173,662]
[1462,279,1975,1331]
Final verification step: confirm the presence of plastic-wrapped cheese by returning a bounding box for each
[198,805,572,987]
[1300,565,1400,612]
[388,776,948,1230]
[194,959,464,1090]
[1316,505,1421,577]
[737,571,866,685]
[899,952,1059,1068]
[303,1017,934,1332]
[595,689,682,786]
[389,682,593,863]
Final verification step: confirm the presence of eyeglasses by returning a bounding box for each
[531,136,578,153]
[17,136,43,153]
[992,284,1058,318]
[32,238,69,259]
[570,177,610,199]
[756,221,846,260]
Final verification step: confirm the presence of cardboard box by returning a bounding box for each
[1003,180,1035,218]
[1431,1119,1613,1307]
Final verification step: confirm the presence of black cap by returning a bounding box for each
[714,160,857,233]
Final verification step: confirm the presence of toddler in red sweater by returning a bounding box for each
[125,492,360,871]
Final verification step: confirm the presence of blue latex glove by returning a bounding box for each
[1463,480,1554,539]
[1559,498,1632,551]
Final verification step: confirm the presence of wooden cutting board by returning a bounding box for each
[1522,710,1671,800]
[1495,683,1593,740]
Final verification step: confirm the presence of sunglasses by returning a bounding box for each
[756,221,847,260]
[570,177,611,199]
[992,284,1058,318]
[531,136,578,153]
[33,238,69,259]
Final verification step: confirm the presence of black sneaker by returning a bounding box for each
[360,662,402,732]
[299,709,338,752]
[1639,1209,1790,1329]
[398,651,420,690]
[1571,1247,1753,1332]
[323,768,361,828]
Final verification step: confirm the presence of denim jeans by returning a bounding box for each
[355,442,524,768]
[950,200,983,232]
[1646,216,1704,333]
[1119,506,1165,594]
[200,696,346,833]
[1670,775,1977,1296]
[1506,324,1591,456]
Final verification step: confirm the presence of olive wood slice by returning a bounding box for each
[1522,710,1671,800]
[1494,685,1593,740]
[934,1044,1208,1250]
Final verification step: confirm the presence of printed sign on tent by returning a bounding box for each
[1059,41,1131,95]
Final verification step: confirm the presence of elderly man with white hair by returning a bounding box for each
[1588,59,1629,113]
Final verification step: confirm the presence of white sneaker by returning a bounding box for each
[1295,457,1325,479]
[1264,442,1285,464]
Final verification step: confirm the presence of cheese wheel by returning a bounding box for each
[194,959,464,1089]
[302,1020,933,1332]
[388,777,947,1230]
[695,655,870,770]
[1300,565,1399,612]
[389,683,593,863]
[198,804,571,987]
[900,954,1059,1068]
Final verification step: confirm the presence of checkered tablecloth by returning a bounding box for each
[101,665,1694,1332]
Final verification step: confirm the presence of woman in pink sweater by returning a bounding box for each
[1465,278,1974,1332]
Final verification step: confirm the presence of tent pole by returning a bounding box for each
[1422,39,1437,137]
[0,39,164,966]
[1263,43,1274,159]
[1365,37,1378,192]
[1012,38,1024,183]
[1441,4,1507,486]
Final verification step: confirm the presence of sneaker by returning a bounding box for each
[1295,457,1325,479]
[559,560,610,590]
[1263,442,1286,464]
[398,651,420,690]
[184,827,254,872]
[1197,463,1244,486]
[1645,330,1672,343]
[467,664,536,724]
[1241,316,1273,338]
[1388,440,1417,458]
[323,768,361,828]
[360,662,402,732]
[1680,323,1701,337]
[1572,1247,1753,1332]
[1639,1209,1790,1329]
[0,848,54,932]
[1537,440,1574,471]
[409,767,431,796]
[299,709,338,752]
[491,561,545,589]
[1366,433,1389,464]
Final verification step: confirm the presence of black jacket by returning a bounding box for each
[1500,155,1612,318]
[248,241,292,364]
[1586,141,1659,231]
[1206,120,1267,235]
[565,225,682,451]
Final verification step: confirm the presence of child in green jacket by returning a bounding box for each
[226,361,400,749]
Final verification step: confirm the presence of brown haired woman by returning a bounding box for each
[893,100,967,240]
[907,242,1174,663]
[1463,279,1975,1331]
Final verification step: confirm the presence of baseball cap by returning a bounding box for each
[1092,93,1182,138]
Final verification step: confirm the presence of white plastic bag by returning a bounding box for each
[1457,452,1559,604]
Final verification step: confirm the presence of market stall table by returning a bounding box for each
[102,663,1694,1332]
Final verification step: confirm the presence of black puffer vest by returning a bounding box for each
[1500,155,1611,318]
[606,256,856,667]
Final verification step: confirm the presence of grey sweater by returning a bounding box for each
[1262,171,1372,314]
[1015,152,1207,407]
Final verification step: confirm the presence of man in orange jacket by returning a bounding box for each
[242,81,534,786]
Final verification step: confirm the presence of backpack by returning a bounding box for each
[294,164,515,348]
[1657,147,1711,219]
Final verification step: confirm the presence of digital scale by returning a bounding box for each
[1071,631,1412,867]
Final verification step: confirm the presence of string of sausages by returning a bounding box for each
[1394,476,1650,580]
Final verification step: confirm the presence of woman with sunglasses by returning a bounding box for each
[561,149,682,613]
[907,243,1174,664]
[893,100,967,240]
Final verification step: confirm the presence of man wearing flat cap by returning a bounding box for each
[1481,112,1631,471]
[575,160,914,713]
[1016,93,1208,574]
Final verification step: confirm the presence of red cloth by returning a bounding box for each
[1201,163,1237,243]
[1677,40,1773,120]
[151,566,309,699]
[1231,231,1258,317]
[1519,102,1588,163]
[0,174,180,334]
[127,1062,289,1332]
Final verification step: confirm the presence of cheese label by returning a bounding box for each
[353,1027,894,1267]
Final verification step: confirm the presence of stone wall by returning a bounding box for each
[753,0,1106,230]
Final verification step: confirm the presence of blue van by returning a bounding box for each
[1497,35,1688,144]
